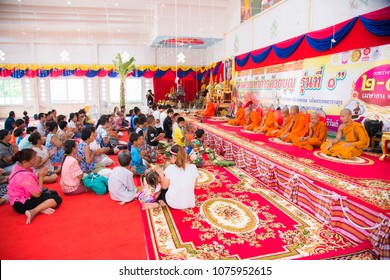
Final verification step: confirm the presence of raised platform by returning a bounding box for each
[188,116,390,259]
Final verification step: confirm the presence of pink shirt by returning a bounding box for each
[115,116,122,129]
[60,156,84,193]
[7,164,41,206]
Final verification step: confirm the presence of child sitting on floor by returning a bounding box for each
[138,171,162,209]
[146,115,165,163]
[129,133,150,175]
[108,150,138,205]
[89,127,113,167]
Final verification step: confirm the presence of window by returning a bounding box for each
[109,78,142,102]
[50,79,85,103]
[0,79,23,105]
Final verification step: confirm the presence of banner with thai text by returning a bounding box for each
[234,44,390,132]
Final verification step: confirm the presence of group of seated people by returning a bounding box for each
[201,100,370,160]
[0,104,209,224]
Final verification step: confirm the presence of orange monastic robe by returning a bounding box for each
[202,102,215,117]
[245,111,263,131]
[284,113,309,142]
[292,121,327,150]
[320,121,369,159]
[228,107,246,126]
[258,111,278,134]
[267,115,293,137]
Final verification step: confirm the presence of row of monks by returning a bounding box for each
[200,99,370,160]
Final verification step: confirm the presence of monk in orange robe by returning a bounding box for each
[266,107,291,137]
[321,109,369,159]
[244,107,263,131]
[292,112,327,150]
[227,101,246,126]
[201,98,215,118]
[254,106,278,134]
[281,106,309,142]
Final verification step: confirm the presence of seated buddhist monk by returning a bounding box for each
[292,112,327,150]
[200,98,215,121]
[280,106,309,142]
[253,106,278,134]
[244,107,262,131]
[321,109,369,159]
[266,107,291,137]
[227,101,246,126]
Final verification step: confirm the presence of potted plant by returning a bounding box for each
[113,53,135,108]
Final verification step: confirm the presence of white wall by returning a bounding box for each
[222,0,389,58]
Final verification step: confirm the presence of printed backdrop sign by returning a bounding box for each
[234,44,390,132]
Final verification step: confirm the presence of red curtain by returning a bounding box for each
[153,76,202,103]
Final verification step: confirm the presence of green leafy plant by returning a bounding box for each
[113,53,135,108]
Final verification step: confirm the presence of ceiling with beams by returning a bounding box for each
[0,0,238,49]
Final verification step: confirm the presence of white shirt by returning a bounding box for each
[172,122,178,135]
[68,120,77,129]
[165,164,198,209]
[160,111,167,131]
[96,125,108,145]
[32,146,55,174]
[18,134,32,150]
[152,110,161,128]
[108,166,137,203]
[37,121,46,136]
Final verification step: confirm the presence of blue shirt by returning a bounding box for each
[4,117,15,131]
[130,147,147,174]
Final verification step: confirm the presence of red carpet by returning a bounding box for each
[142,157,374,260]
[0,137,147,260]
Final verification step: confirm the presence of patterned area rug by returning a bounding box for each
[268,137,294,146]
[313,151,374,166]
[191,119,390,211]
[142,158,372,260]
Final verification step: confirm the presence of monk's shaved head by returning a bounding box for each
[341,109,352,115]
[310,112,319,118]
[291,105,299,114]
[237,101,243,106]
[281,107,289,114]
[340,108,352,124]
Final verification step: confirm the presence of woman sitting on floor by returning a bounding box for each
[30,132,59,184]
[76,128,105,173]
[7,149,62,224]
[45,121,65,164]
[143,144,199,210]
[60,140,88,195]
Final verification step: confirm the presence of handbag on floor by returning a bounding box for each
[82,173,108,195]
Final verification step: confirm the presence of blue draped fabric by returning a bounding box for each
[62,69,76,76]
[251,47,272,63]
[154,69,168,78]
[85,69,100,77]
[11,69,26,78]
[132,69,145,77]
[235,53,251,67]
[272,36,304,59]
[177,70,192,78]
[38,69,50,78]
[306,18,358,51]
[107,70,118,78]
[194,72,205,81]
[212,61,222,76]
[359,16,390,36]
